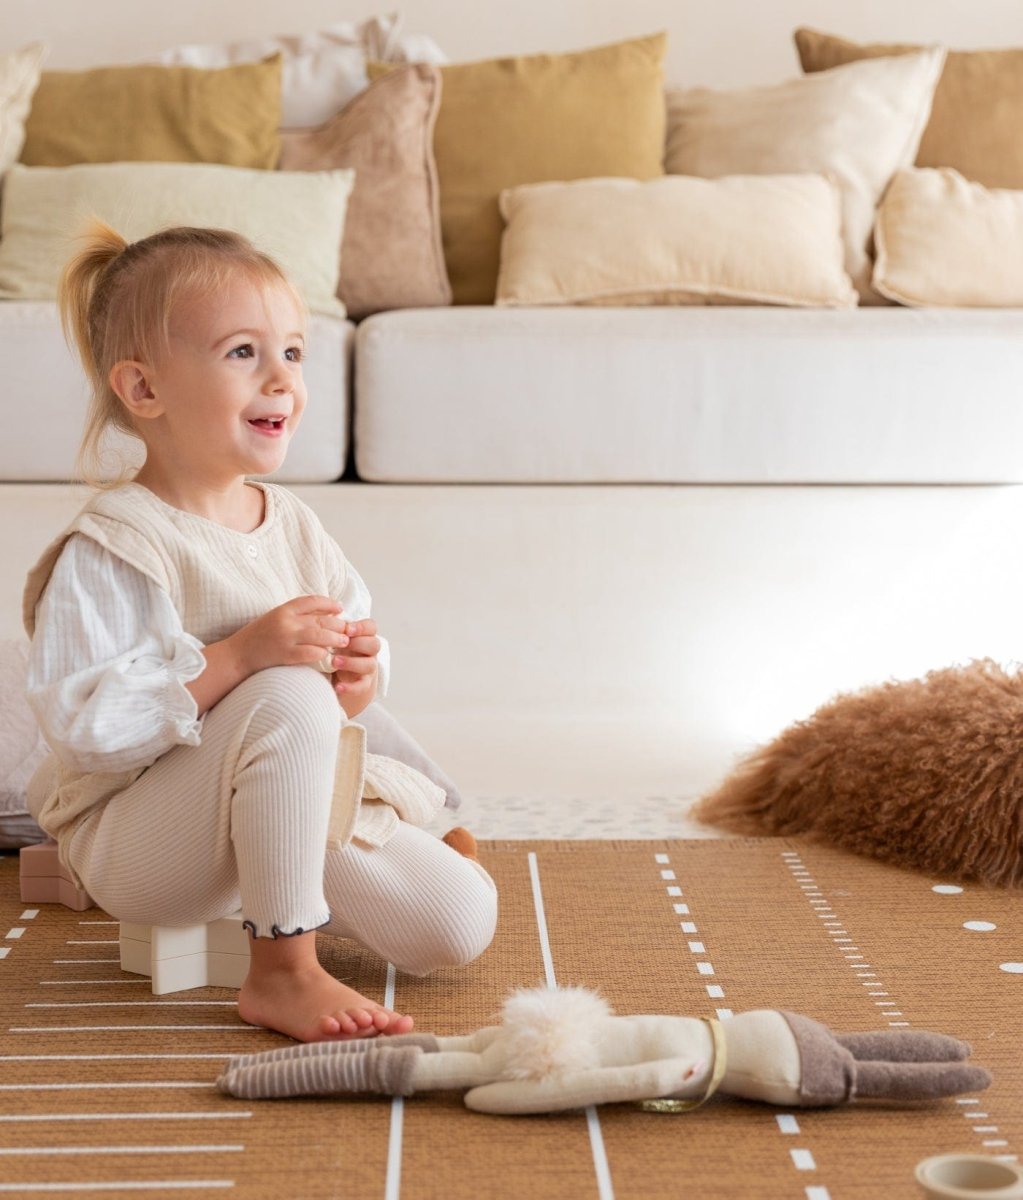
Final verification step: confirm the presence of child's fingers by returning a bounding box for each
[345,635,381,657]
[292,595,344,615]
[344,618,377,638]
[330,654,376,677]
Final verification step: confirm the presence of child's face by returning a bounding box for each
[144,275,308,482]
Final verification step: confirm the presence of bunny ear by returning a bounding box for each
[464,1057,708,1115]
[854,1060,992,1102]
[836,1030,971,1064]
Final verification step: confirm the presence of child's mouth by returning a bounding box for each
[248,418,285,436]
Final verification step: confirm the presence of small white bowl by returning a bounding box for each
[916,1154,1023,1200]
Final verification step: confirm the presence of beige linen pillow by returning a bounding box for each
[21,56,282,169]
[795,28,1023,189]
[665,49,945,301]
[0,162,353,317]
[496,175,856,309]
[279,64,450,319]
[0,43,46,177]
[874,168,1023,307]
[374,33,667,305]
[156,14,446,129]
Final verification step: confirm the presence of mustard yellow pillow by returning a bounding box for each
[795,28,1023,189]
[21,56,282,169]
[376,33,667,304]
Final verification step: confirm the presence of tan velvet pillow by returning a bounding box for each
[873,168,1023,307]
[795,28,1023,189]
[496,175,856,309]
[665,50,945,301]
[279,64,450,319]
[0,43,46,178]
[21,56,282,169]
[376,33,667,305]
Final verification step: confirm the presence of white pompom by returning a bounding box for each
[499,986,613,1081]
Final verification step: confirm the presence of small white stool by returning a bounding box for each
[120,912,250,995]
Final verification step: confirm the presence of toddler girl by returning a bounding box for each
[23,223,497,1042]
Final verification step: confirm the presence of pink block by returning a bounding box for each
[19,842,94,911]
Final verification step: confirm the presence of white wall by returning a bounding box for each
[5,0,1023,87]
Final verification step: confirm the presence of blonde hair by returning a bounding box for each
[58,221,304,489]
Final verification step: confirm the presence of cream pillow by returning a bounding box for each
[0,162,353,318]
[665,49,945,301]
[496,175,856,308]
[156,14,446,128]
[874,168,1023,307]
[0,43,46,177]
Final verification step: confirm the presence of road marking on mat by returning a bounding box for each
[0,1145,243,1156]
[529,852,614,1200]
[0,1183,234,1192]
[0,1112,251,1123]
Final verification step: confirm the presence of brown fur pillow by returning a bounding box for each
[693,660,1023,889]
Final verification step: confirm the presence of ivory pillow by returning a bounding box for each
[665,49,945,301]
[496,175,856,309]
[378,33,667,305]
[21,57,282,169]
[0,162,353,318]
[156,14,446,129]
[874,168,1023,307]
[0,43,46,177]
[795,29,1023,189]
[279,64,450,319]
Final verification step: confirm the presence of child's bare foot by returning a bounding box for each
[238,931,414,1042]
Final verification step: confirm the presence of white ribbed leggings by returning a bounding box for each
[66,666,498,977]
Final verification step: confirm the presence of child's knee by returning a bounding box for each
[395,866,498,976]
[235,665,341,744]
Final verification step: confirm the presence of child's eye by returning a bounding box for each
[228,344,254,359]
[285,346,304,363]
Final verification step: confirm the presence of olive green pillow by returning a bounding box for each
[21,55,282,169]
[375,33,668,304]
[795,28,1023,189]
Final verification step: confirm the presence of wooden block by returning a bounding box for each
[19,842,94,910]
[119,911,250,995]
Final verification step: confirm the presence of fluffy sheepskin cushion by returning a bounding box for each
[693,659,1023,889]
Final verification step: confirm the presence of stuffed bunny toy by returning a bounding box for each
[217,985,991,1114]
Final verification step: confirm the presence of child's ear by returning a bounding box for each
[109,360,164,419]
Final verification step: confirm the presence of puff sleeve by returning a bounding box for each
[25,535,206,774]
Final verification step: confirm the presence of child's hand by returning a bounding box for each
[330,618,380,719]
[230,596,351,674]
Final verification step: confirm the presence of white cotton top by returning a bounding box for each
[23,480,389,848]
[26,535,389,778]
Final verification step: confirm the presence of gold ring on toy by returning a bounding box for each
[635,1017,728,1113]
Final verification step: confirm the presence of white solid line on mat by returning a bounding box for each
[791,1149,817,1170]
[383,961,404,1200]
[0,1082,211,1091]
[53,959,120,964]
[0,1145,243,1156]
[78,920,117,924]
[776,1115,800,1134]
[0,1054,234,1061]
[11,1026,252,1033]
[20,910,39,920]
[0,1184,234,1193]
[0,1113,251,1123]
[65,940,118,945]
[25,1002,236,1008]
[528,852,615,1200]
[39,980,148,985]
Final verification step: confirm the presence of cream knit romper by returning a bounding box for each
[23,483,497,976]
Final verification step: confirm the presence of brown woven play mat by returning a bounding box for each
[1,838,1020,1198]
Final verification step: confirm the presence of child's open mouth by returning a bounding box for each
[247,417,286,436]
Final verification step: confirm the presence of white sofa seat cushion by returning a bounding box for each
[354,306,1023,483]
[0,304,353,483]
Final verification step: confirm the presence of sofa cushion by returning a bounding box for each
[874,168,1023,307]
[380,33,667,305]
[279,64,450,319]
[665,50,945,301]
[495,174,855,309]
[21,56,282,168]
[0,161,353,318]
[354,307,1023,483]
[0,303,352,483]
[155,14,446,129]
[795,27,1023,189]
[0,43,45,178]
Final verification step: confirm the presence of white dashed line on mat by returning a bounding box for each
[655,851,827,1199]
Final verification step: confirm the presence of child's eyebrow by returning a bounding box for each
[212,329,306,348]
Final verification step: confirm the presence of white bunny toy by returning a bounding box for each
[217,985,991,1114]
